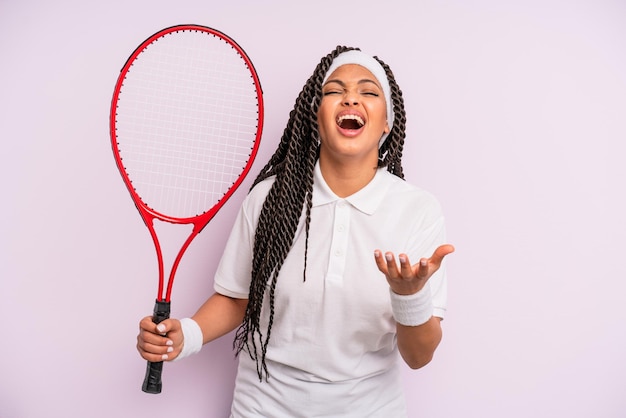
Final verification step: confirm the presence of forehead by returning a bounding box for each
[324,64,381,87]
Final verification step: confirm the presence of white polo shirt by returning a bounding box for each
[214,162,447,417]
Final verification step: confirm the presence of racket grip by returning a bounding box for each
[142,300,171,394]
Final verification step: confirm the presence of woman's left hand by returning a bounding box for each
[374,244,455,296]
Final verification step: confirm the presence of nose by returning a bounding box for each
[343,90,359,106]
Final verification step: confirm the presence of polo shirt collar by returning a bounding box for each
[312,161,391,215]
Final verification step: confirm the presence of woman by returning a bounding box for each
[137,45,454,417]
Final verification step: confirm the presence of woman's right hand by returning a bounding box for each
[136,317,183,362]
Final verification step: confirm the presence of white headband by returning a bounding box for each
[323,50,395,147]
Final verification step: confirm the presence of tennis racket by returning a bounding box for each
[109,24,263,394]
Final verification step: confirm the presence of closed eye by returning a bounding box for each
[322,90,379,97]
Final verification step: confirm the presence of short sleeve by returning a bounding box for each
[213,203,254,299]
[406,198,448,319]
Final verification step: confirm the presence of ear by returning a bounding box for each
[383,121,390,134]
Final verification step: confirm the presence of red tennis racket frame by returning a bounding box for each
[109,24,263,394]
[110,24,263,303]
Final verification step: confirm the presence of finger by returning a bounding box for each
[137,328,174,357]
[398,253,413,277]
[139,316,156,331]
[137,335,174,354]
[384,252,400,277]
[137,318,175,349]
[138,317,166,339]
[137,340,174,362]
[141,317,177,336]
[374,250,388,275]
[429,244,455,267]
[416,258,430,279]
[139,327,172,345]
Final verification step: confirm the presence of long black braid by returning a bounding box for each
[233,45,408,381]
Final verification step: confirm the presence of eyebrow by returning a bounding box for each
[323,78,382,89]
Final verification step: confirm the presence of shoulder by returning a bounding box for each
[241,175,276,216]
[381,171,443,212]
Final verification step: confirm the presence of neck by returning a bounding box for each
[318,155,379,198]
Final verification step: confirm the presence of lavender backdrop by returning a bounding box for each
[1,0,625,417]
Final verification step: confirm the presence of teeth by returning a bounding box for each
[337,114,364,127]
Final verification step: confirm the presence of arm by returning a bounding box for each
[137,292,247,362]
[374,244,454,369]
[193,292,248,344]
[396,317,442,369]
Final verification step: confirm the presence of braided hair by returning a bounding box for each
[233,45,408,381]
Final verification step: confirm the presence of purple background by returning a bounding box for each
[1,0,625,417]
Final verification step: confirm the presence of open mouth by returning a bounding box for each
[337,114,365,130]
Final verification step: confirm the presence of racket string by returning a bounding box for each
[115,29,260,218]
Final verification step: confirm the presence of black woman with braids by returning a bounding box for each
[137,46,454,417]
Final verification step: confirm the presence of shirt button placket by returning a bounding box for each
[326,200,350,286]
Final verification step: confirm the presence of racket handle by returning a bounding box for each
[142,300,171,394]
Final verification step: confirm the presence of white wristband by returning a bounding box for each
[389,284,434,326]
[173,318,203,361]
